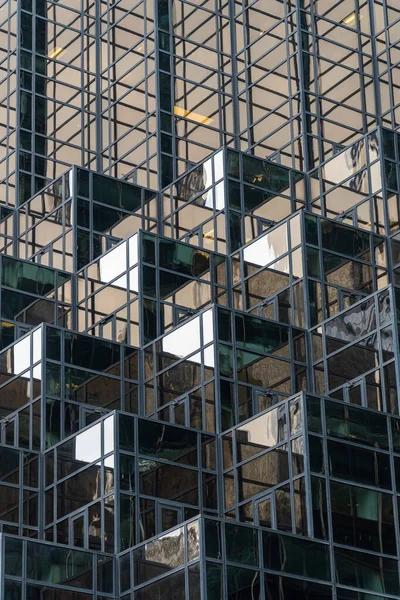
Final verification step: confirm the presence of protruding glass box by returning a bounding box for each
[162,148,305,254]
[231,210,388,328]
[44,412,217,553]
[76,229,228,347]
[12,166,158,273]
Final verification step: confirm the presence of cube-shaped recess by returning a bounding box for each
[162,147,305,254]
[143,304,308,433]
[76,229,228,347]
[44,411,217,554]
[0,324,139,450]
[14,166,158,273]
[230,209,387,329]
[0,534,114,598]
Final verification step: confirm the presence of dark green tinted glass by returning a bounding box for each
[308,435,324,473]
[263,531,330,581]
[228,179,241,209]
[46,362,61,397]
[2,257,55,295]
[235,313,289,354]
[383,128,395,159]
[138,420,197,466]
[4,581,22,600]
[77,228,91,270]
[328,439,391,489]
[391,417,400,452]
[325,400,388,449]
[119,414,135,452]
[307,247,320,278]
[265,572,332,599]
[242,155,290,193]
[26,541,93,586]
[64,332,120,372]
[331,481,396,554]
[77,168,90,197]
[225,523,258,566]
[227,566,260,599]
[229,210,242,252]
[4,538,23,576]
[335,547,399,595]
[142,234,156,265]
[158,239,211,277]
[205,519,222,559]
[337,590,387,600]
[320,218,371,258]
[311,476,328,540]
[206,562,223,600]
[120,454,135,491]
[227,150,240,178]
[304,213,318,245]
[93,203,126,233]
[135,571,185,600]
[306,395,322,433]
[46,327,61,361]
[243,185,274,212]
[120,494,135,551]
[93,174,142,211]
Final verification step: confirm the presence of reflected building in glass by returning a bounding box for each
[2,0,400,598]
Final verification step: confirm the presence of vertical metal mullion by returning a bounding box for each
[95,0,102,172]
[368,0,383,129]
[228,0,239,152]
[301,392,314,538]
[199,517,206,600]
[387,408,400,581]
[320,397,336,598]
[296,0,313,172]
[284,0,295,170]
[389,286,400,413]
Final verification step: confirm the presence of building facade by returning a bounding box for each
[1,0,400,598]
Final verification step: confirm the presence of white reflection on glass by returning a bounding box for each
[162,315,201,358]
[237,404,287,448]
[104,455,115,469]
[129,233,138,267]
[323,140,366,184]
[69,168,75,197]
[13,334,31,376]
[268,255,290,275]
[32,364,41,380]
[214,149,224,181]
[202,308,214,344]
[214,181,225,210]
[203,344,215,368]
[129,267,139,293]
[99,241,127,287]
[243,223,288,267]
[214,150,225,208]
[33,329,42,363]
[75,422,101,463]
[162,308,214,363]
[203,158,214,208]
[13,328,42,380]
[104,414,115,454]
